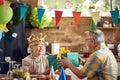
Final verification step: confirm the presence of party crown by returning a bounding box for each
[27,33,47,44]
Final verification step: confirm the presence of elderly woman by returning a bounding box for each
[22,33,49,74]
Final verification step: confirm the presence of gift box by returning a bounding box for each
[47,52,80,70]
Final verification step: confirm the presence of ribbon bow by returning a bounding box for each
[57,47,70,60]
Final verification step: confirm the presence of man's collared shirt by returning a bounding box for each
[81,43,118,80]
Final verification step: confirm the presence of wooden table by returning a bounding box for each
[0,74,71,80]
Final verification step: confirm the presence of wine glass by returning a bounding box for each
[5,57,12,79]
[5,57,11,63]
[14,63,21,70]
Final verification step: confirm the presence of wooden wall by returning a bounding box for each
[25,17,120,55]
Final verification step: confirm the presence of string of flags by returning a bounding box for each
[0,0,120,40]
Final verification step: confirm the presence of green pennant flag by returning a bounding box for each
[90,19,96,32]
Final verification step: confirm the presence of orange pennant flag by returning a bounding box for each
[55,10,63,26]
[72,12,81,28]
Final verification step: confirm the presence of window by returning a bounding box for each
[113,0,120,10]
[43,0,119,17]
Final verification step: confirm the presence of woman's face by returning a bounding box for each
[31,43,45,57]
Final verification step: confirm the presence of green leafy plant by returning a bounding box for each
[12,69,25,79]
[29,7,52,28]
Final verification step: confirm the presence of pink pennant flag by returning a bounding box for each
[55,10,63,26]
[72,12,81,28]
[0,0,3,5]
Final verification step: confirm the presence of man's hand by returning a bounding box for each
[79,56,86,65]
[58,56,72,68]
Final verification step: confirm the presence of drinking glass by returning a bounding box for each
[5,57,12,80]
[14,63,21,70]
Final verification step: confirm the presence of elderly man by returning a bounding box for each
[58,29,118,80]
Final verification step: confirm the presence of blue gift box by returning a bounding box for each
[47,52,80,70]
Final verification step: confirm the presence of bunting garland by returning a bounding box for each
[90,19,96,32]
[72,12,81,28]
[55,10,63,26]
[90,12,100,25]
[110,10,119,27]
[20,4,28,21]
[37,8,45,22]
[0,0,3,5]
[0,1,119,31]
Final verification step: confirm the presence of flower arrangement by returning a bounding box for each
[29,6,52,28]
[57,47,70,59]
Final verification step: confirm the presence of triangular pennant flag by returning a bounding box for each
[20,4,28,21]
[55,10,63,26]
[90,12,100,25]
[90,19,96,32]
[37,8,45,22]
[3,0,11,13]
[0,0,3,5]
[59,68,66,80]
[0,30,2,40]
[110,10,119,27]
[72,12,81,28]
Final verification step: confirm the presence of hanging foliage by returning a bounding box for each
[29,7,52,28]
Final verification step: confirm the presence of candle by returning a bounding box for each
[51,43,60,54]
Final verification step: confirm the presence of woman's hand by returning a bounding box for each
[43,68,50,75]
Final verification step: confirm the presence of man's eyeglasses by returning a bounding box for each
[85,38,93,41]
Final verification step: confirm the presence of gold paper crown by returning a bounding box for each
[27,33,47,45]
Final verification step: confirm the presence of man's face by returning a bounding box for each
[31,43,45,57]
[85,36,96,52]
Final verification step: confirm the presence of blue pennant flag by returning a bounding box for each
[59,68,66,80]
[0,30,2,40]
[110,10,119,27]
[20,4,28,21]
[37,8,45,22]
